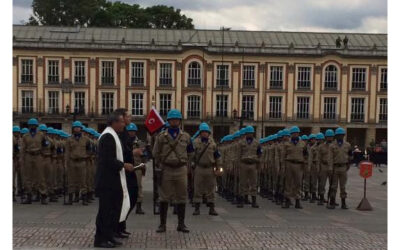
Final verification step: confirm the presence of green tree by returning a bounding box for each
[27,0,195,29]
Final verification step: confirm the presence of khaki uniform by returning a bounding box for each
[259,143,268,194]
[41,134,54,196]
[238,138,261,196]
[193,137,221,203]
[317,142,332,196]
[277,142,286,193]
[86,136,96,195]
[308,143,319,194]
[153,130,193,204]
[133,137,145,203]
[266,143,275,193]
[13,136,22,195]
[328,140,352,199]
[54,139,65,192]
[282,139,307,200]
[21,131,45,195]
[65,134,90,195]
[302,144,310,194]
[273,142,281,194]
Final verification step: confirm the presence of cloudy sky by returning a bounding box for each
[13,0,387,33]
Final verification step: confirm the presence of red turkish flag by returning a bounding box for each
[145,108,165,135]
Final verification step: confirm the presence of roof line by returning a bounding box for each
[12,24,387,35]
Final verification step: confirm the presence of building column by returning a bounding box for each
[340,65,348,123]
[37,57,44,113]
[149,60,156,109]
[287,64,295,120]
[89,58,96,115]
[176,62,182,110]
[369,65,378,123]
[206,63,213,118]
[13,57,17,112]
[232,63,240,115]
[313,65,321,122]
[366,126,376,148]
[119,59,126,108]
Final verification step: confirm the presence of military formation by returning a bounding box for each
[13,109,353,235]
[12,118,147,213]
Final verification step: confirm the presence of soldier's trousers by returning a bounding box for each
[68,159,87,195]
[193,166,216,203]
[239,162,258,196]
[42,156,54,195]
[330,164,348,199]
[22,154,43,194]
[56,158,63,191]
[135,169,144,203]
[13,158,19,194]
[284,161,303,200]
[303,165,310,193]
[86,158,94,193]
[159,165,187,204]
[318,169,331,196]
[309,163,318,194]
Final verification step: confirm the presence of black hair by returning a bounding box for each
[107,111,123,126]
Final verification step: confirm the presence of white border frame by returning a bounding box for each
[18,57,36,84]
[71,58,89,85]
[322,62,341,91]
[128,89,148,117]
[45,58,62,84]
[128,59,147,87]
[157,61,175,87]
[184,59,203,88]
[267,63,286,90]
[98,90,118,115]
[99,59,117,86]
[295,64,314,90]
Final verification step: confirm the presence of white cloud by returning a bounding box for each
[13,6,31,25]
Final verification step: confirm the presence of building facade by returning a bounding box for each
[13,25,387,148]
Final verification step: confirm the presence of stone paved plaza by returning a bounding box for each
[13,164,387,249]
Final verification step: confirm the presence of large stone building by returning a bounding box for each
[12,25,387,148]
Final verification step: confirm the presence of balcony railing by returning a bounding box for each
[187,111,201,119]
[350,114,365,122]
[294,113,311,121]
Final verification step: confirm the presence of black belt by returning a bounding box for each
[71,158,86,162]
[27,151,40,155]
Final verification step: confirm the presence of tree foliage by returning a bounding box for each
[27,0,194,29]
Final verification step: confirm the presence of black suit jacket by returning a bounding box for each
[95,133,124,194]
[119,128,138,189]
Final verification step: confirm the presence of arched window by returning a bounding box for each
[187,61,201,86]
[324,65,338,90]
[187,95,201,118]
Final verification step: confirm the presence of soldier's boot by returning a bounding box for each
[244,195,251,204]
[226,192,233,202]
[74,191,80,203]
[251,196,259,208]
[176,204,189,233]
[41,194,48,205]
[21,193,32,204]
[302,192,310,201]
[310,193,317,203]
[327,198,336,209]
[64,193,73,205]
[202,196,207,205]
[156,202,168,233]
[208,203,218,216]
[136,202,145,214]
[236,196,244,208]
[86,192,92,203]
[173,204,178,215]
[341,198,349,209]
[295,199,303,209]
[82,194,88,206]
[49,193,58,202]
[281,198,290,209]
[231,196,238,205]
[317,195,324,205]
[192,203,200,216]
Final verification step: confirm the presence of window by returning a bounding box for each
[242,65,255,88]
[270,66,283,89]
[47,60,59,84]
[74,61,86,84]
[131,93,144,116]
[216,65,229,87]
[48,91,59,114]
[323,97,337,120]
[242,95,254,119]
[324,65,338,90]
[380,68,387,90]
[216,95,228,117]
[188,62,201,86]
[379,98,387,122]
[187,95,201,118]
[21,59,33,83]
[74,92,85,114]
[351,98,365,122]
[297,67,311,89]
[101,92,114,115]
[297,97,310,119]
[159,63,172,86]
[131,62,144,86]
[21,90,33,113]
[101,61,114,85]
[352,68,366,90]
[159,94,172,116]
[269,96,282,119]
